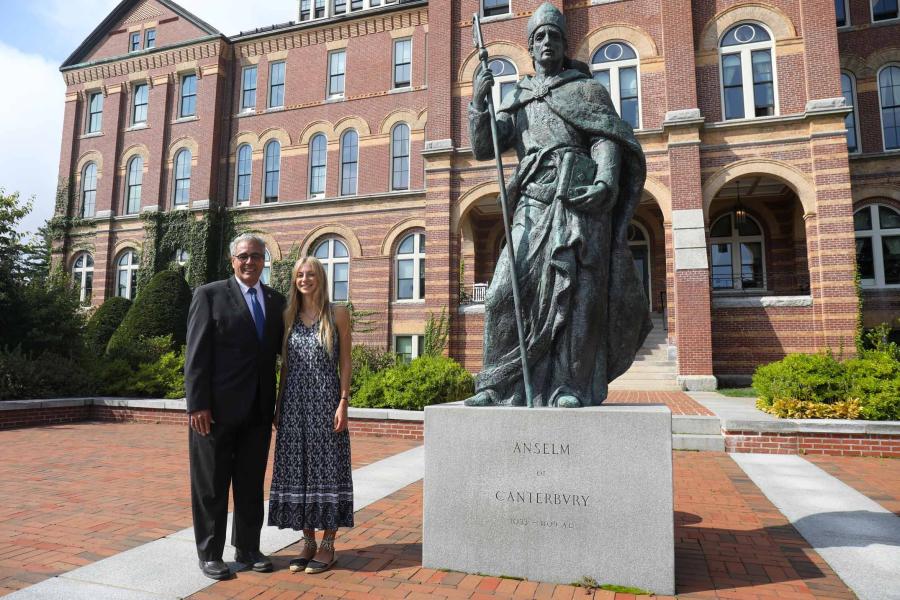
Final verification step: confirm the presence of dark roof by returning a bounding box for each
[61,0,221,69]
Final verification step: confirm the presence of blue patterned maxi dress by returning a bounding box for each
[268,318,354,530]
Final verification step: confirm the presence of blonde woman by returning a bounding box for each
[267,256,353,574]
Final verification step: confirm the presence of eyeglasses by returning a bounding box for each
[233,253,264,262]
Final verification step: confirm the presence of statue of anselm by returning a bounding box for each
[465,3,651,408]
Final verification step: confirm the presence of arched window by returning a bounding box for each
[396,232,426,300]
[72,253,93,304]
[591,42,640,129]
[879,65,900,151]
[709,212,765,290]
[627,222,651,303]
[340,130,358,196]
[261,249,272,284]
[81,162,97,218]
[479,57,518,109]
[391,123,410,191]
[309,134,327,197]
[235,144,252,204]
[855,204,900,288]
[313,238,350,301]
[116,249,139,299]
[173,149,191,206]
[263,140,281,203]
[841,72,860,153]
[125,156,143,214]
[719,23,776,120]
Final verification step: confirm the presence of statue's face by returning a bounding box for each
[530,24,565,73]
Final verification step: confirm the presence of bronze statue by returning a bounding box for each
[465,3,651,408]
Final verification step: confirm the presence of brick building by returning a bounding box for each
[56,0,900,388]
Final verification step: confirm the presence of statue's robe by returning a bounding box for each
[468,67,651,406]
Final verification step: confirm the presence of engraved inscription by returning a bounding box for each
[495,490,590,507]
[514,441,570,455]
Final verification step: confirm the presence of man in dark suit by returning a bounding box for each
[185,233,285,580]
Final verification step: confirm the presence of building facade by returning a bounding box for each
[56,0,900,387]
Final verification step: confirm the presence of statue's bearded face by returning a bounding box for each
[529,24,566,73]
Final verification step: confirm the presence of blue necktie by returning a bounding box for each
[248,287,265,342]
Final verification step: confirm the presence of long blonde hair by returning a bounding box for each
[283,256,336,358]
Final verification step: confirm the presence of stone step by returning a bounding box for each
[608,382,683,391]
[672,416,721,435]
[672,433,725,452]
[614,372,678,381]
[630,358,677,366]
[617,366,677,375]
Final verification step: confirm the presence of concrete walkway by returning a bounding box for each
[734,453,900,600]
[686,390,777,421]
[6,446,424,600]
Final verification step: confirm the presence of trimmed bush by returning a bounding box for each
[84,297,131,355]
[350,344,398,396]
[845,351,900,420]
[130,348,186,399]
[753,353,846,405]
[107,269,192,361]
[351,355,474,410]
[0,348,96,400]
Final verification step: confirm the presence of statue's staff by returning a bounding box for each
[472,14,534,408]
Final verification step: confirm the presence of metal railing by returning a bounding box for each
[459,282,489,304]
[710,271,810,294]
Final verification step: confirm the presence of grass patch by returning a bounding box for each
[573,576,652,595]
[717,387,757,398]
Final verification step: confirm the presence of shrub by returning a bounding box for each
[107,270,191,360]
[130,348,186,399]
[760,398,861,419]
[84,297,132,355]
[0,348,96,400]
[350,344,398,396]
[753,353,846,407]
[845,351,900,420]
[352,355,474,410]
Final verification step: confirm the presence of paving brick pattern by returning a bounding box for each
[189,452,855,600]
[0,422,419,597]
[806,454,900,517]
[605,391,715,416]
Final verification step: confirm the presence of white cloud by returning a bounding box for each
[0,42,65,235]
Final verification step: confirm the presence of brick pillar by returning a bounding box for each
[94,84,124,217]
[807,119,858,353]
[660,0,698,110]
[667,127,716,391]
[799,0,842,101]
[145,75,172,211]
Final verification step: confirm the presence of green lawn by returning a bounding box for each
[717,387,757,398]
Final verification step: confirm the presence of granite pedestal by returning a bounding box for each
[423,404,674,595]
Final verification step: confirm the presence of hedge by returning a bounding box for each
[84,297,131,355]
[351,355,474,410]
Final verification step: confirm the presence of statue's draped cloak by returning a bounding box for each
[470,69,651,406]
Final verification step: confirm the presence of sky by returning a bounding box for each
[0,0,295,236]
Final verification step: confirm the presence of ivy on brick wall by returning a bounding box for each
[268,245,301,296]
[48,177,94,242]
[137,208,243,292]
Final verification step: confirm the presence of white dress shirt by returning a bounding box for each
[234,276,266,326]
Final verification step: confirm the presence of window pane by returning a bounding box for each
[711,243,734,289]
[392,124,410,190]
[329,51,346,96]
[130,32,140,52]
[856,237,875,281]
[237,145,252,202]
[721,23,770,47]
[333,262,349,283]
[333,240,349,258]
[174,150,191,205]
[133,84,148,124]
[88,93,103,133]
[398,235,415,254]
[835,0,847,26]
[740,242,764,288]
[127,157,143,214]
[499,81,515,101]
[752,50,774,116]
[145,28,156,48]
[710,215,732,237]
[880,206,900,229]
[269,62,285,108]
[593,70,611,93]
[842,73,858,152]
[395,336,412,362]
[881,66,900,150]
[873,0,899,21]
[737,216,761,236]
[419,257,425,299]
[592,42,637,64]
[394,39,411,87]
[854,208,873,231]
[242,66,257,109]
[483,0,509,17]
[264,142,280,202]
[722,54,744,120]
[310,135,327,195]
[181,75,196,117]
[300,0,310,19]
[314,242,329,259]
[341,131,358,195]
[883,236,900,284]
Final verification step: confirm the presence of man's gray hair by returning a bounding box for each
[230,233,267,256]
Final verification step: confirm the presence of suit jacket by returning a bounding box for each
[184,277,286,425]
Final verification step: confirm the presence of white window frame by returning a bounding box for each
[261,249,272,284]
[480,0,510,18]
[234,143,252,205]
[308,133,328,198]
[81,162,97,218]
[241,66,257,112]
[145,28,156,48]
[132,83,148,125]
[86,92,103,134]
[393,334,424,362]
[327,50,346,99]
[835,0,850,27]
[392,38,412,89]
[72,253,94,304]
[480,57,518,110]
[590,41,642,130]
[390,123,410,191]
[173,149,191,207]
[116,249,139,300]
[871,0,900,22]
[125,156,143,215]
[395,232,426,301]
[841,71,861,154]
[179,74,197,118]
[340,129,358,196]
[855,204,900,289]
[718,22,779,122]
[877,64,900,152]
[129,31,141,52]
[263,140,281,203]
[313,237,351,302]
[627,221,652,304]
[268,61,286,109]
[709,212,767,292]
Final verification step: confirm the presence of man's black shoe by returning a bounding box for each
[198,559,231,580]
[234,549,273,573]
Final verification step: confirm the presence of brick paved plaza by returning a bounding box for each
[2,421,898,599]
